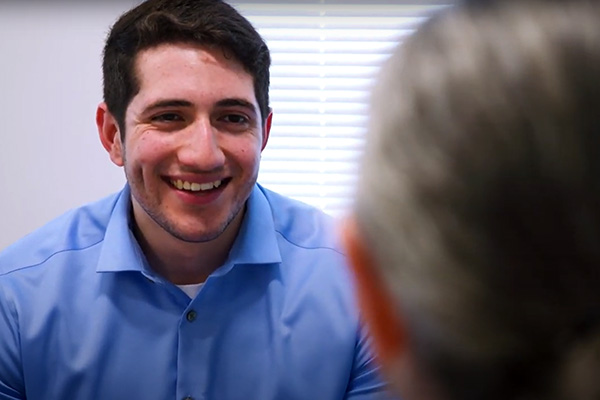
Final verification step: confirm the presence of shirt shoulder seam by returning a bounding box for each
[0,238,105,277]
[274,229,345,256]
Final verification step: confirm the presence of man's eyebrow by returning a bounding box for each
[215,98,257,113]
[143,99,193,113]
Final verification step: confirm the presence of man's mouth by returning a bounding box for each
[169,179,224,192]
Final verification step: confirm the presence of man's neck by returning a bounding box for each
[132,208,245,285]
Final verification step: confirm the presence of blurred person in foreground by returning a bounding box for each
[0,0,392,399]
[343,1,600,400]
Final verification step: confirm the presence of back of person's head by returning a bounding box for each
[344,1,600,399]
[102,0,270,136]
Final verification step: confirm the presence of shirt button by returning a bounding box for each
[183,397,194,400]
[186,310,197,322]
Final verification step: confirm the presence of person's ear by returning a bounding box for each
[261,110,273,151]
[96,102,124,167]
[341,215,407,365]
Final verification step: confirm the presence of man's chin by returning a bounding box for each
[169,228,227,244]
[152,203,245,245]
[166,216,239,244]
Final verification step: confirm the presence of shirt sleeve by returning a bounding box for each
[0,278,26,399]
[344,324,401,400]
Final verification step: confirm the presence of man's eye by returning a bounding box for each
[152,113,183,122]
[222,114,248,124]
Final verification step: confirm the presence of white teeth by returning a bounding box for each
[171,179,222,192]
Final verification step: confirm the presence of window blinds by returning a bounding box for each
[232,1,449,216]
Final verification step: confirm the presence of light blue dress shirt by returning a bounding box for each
[0,184,392,400]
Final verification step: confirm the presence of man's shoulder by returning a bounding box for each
[0,191,123,275]
[258,185,343,254]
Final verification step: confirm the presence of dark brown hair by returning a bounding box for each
[102,0,270,138]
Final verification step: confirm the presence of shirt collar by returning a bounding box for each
[225,184,282,266]
[96,184,282,274]
[96,184,148,273]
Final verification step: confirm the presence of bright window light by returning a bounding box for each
[232,1,449,216]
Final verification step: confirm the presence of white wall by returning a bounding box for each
[0,3,140,250]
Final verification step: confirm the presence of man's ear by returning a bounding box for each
[341,216,407,365]
[261,110,273,151]
[96,102,124,167]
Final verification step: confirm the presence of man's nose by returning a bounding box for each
[177,117,226,171]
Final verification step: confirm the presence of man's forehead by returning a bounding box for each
[128,43,258,110]
[133,42,247,74]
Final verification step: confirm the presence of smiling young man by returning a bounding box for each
[97,42,269,285]
[0,1,393,399]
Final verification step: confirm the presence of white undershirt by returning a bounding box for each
[177,283,203,299]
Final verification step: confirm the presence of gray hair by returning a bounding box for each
[355,1,600,399]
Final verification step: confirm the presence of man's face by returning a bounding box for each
[113,42,270,243]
